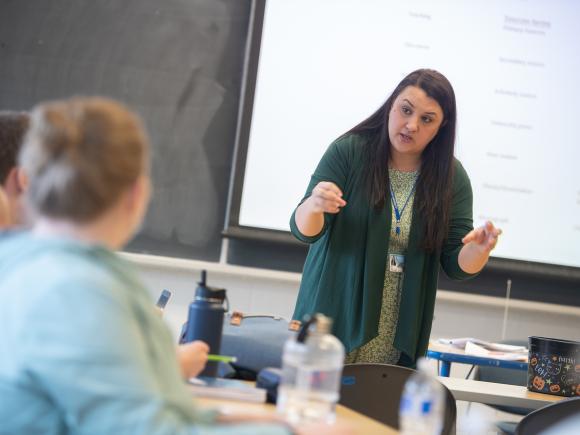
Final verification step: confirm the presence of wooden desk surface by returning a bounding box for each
[196,396,397,435]
[438,377,564,410]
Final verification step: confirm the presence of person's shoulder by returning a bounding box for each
[451,157,472,196]
[0,231,34,261]
[452,157,470,181]
[328,133,368,162]
[332,132,368,149]
[0,235,123,294]
[46,243,127,291]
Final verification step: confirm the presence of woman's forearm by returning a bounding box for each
[295,197,325,237]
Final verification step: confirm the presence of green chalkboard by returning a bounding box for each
[0,0,251,261]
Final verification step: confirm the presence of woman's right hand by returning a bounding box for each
[295,181,346,237]
[308,181,347,214]
[176,340,209,379]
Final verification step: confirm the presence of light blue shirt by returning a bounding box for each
[0,232,289,435]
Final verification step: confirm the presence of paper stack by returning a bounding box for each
[188,377,267,403]
[437,337,528,361]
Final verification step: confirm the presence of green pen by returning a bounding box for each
[207,354,237,363]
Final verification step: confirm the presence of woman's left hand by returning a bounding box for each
[462,220,502,254]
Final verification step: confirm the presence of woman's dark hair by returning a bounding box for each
[0,111,29,184]
[343,69,457,252]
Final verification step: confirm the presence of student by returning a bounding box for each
[0,97,348,435]
[0,111,29,227]
[0,108,209,381]
[291,69,501,367]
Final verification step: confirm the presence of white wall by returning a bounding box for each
[124,252,580,346]
[124,253,301,341]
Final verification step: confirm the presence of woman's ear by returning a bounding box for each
[0,187,11,228]
[3,167,18,195]
[16,168,28,193]
[3,167,28,195]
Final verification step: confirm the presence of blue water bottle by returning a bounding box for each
[183,270,227,377]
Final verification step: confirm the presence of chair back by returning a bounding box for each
[339,363,456,434]
[515,397,580,435]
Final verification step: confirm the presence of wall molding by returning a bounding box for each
[123,252,580,317]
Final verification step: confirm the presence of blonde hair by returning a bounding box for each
[20,97,149,222]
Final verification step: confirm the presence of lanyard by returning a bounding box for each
[389,176,418,235]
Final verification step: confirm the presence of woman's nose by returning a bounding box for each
[406,118,418,132]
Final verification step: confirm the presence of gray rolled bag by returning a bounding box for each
[220,312,300,380]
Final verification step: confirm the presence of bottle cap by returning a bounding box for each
[195,285,226,301]
[312,314,332,334]
[297,313,333,343]
[195,270,227,303]
[416,357,432,373]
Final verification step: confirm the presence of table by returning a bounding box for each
[427,341,527,377]
[196,395,397,434]
[438,377,564,410]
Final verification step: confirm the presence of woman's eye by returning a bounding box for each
[402,106,411,115]
[422,116,432,124]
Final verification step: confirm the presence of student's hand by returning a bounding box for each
[177,340,209,379]
[309,181,347,214]
[462,220,502,254]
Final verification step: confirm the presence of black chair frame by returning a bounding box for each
[340,363,456,435]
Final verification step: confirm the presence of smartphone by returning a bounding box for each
[156,289,172,310]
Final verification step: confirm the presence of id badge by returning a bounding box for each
[389,254,405,273]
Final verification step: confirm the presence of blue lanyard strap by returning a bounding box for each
[389,176,418,235]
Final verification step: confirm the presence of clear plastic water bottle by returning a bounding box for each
[277,313,345,424]
[399,358,446,435]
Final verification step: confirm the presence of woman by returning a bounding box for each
[291,69,500,367]
[0,97,345,434]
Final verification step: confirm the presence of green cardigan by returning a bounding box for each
[290,134,477,367]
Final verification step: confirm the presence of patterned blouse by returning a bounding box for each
[345,167,418,364]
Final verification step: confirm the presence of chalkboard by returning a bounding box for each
[0,0,251,261]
